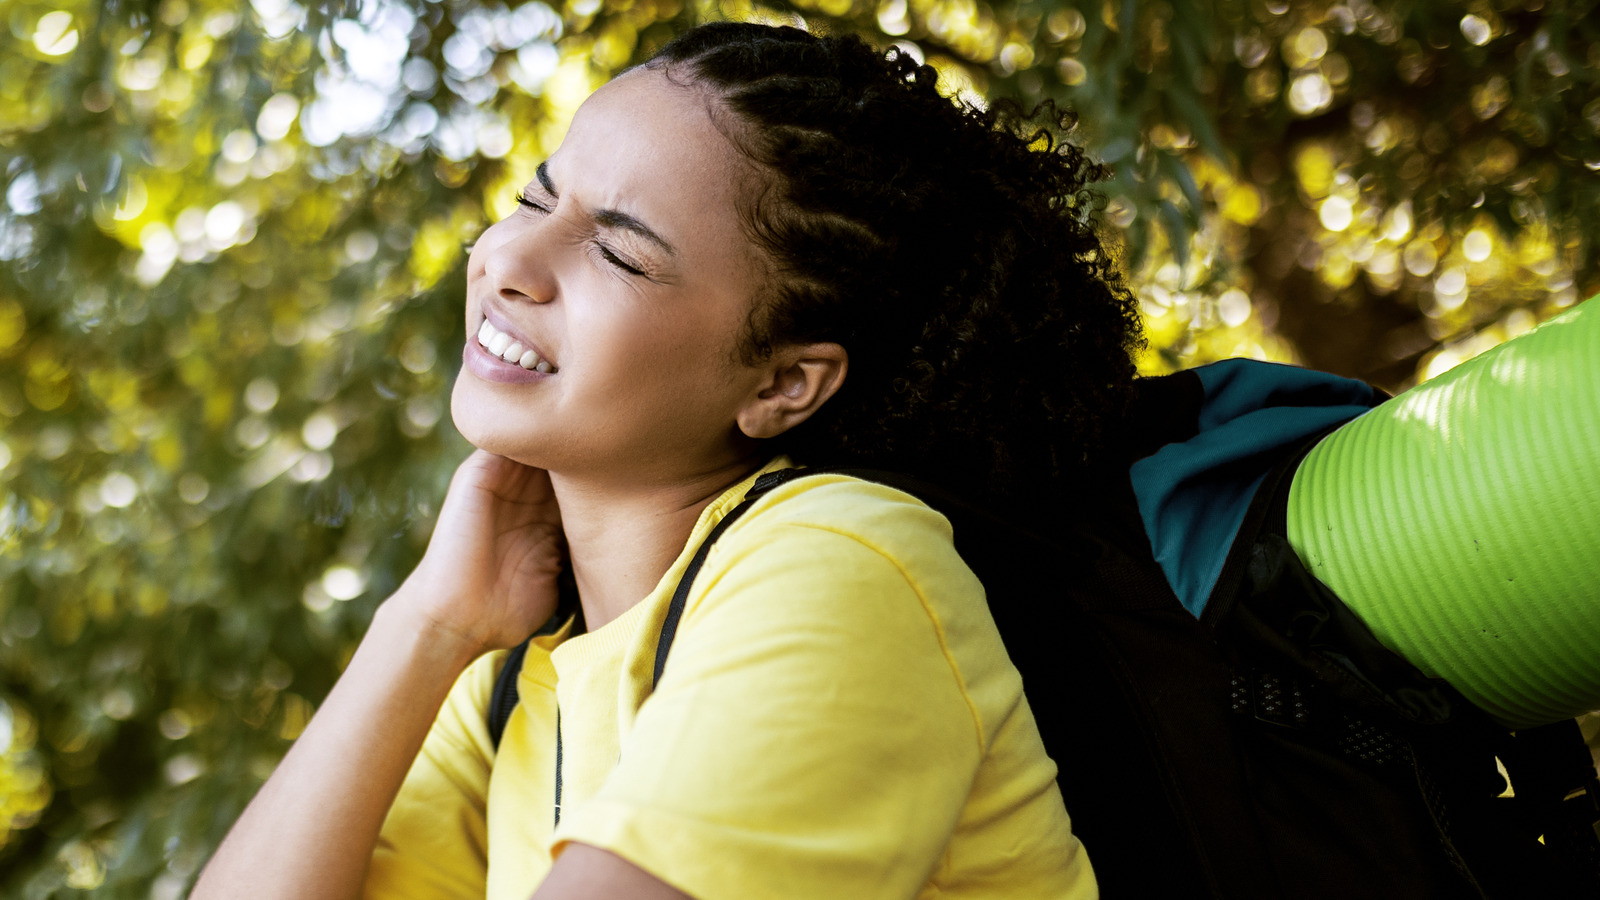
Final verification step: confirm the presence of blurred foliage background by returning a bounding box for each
[0,0,1596,894]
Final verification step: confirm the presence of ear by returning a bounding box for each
[735,343,849,440]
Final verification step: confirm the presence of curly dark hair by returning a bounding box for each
[646,23,1144,514]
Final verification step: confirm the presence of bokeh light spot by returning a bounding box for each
[244,378,279,413]
[1460,14,1491,46]
[32,12,79,56]
[158,709,193,740]
[100,473,138,508]
[256,94,300,142]
[301,413,337,450]
[321,565,367,601]
[177,473,210,505]
[399,336,436,374]
[877,0,911,36]
[1404,241,1439,277]
[344,231,379,263]
[0,300,25,353]
[1463,229,1493,262]
[1218,289,1253,327]
[1319,196,1353,231]
[1288,73,1333,115]
[1290,28,1327,65]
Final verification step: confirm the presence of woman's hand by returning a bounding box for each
[194,450,564,900]
[397,449,566,659]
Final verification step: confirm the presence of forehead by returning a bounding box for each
[549,69,756,254]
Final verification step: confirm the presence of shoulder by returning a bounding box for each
[719,471,963,577]
[690,471,987,633]
[680,472,1007,717]
[690,472,950,592]
[654,471,994,740]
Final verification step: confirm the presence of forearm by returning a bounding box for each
[193,595,480,900]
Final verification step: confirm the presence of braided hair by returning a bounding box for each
[646,23,1144,514]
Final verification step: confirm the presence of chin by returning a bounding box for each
[449,378,545,466]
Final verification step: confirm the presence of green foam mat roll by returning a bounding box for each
[1287,297,1600,729]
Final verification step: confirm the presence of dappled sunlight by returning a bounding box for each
[1389,371,1455,437]
[2,0,1597,892]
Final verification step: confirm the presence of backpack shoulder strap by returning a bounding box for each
[652,468,804,688]
[651,464,1040,689]
[487,576,582,752]
[489,467,806,748]
[487,637,531,750]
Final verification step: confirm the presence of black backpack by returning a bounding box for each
[489,372,1600,898]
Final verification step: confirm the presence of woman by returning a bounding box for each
[193,22,1140,900]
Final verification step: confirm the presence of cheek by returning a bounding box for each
[590,306,742,396]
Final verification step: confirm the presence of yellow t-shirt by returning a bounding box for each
[364,463,1096,899]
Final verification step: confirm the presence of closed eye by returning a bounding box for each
[514,192,550,214]
[517,189,650,278]
[594,243,646,277]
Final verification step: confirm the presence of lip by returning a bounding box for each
[463,304,557,385]
[463,340,554,384]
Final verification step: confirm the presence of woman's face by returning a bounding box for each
[452,68,773,484]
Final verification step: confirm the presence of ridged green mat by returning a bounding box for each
[1287,297,1600,729]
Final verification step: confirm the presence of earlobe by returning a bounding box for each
[737,343,848,440]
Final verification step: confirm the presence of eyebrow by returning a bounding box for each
[536,162,678,257]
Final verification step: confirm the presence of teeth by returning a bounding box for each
[477,318,556,373]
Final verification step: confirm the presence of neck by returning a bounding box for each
[551,457,766,631]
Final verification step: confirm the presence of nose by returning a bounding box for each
[479,218,559,305]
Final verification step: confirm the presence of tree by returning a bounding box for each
[793,0,1599,385]
[0,0,1593,895]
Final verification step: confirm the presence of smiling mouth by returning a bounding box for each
[477,319,557,373]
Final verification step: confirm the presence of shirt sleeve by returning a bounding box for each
[362,650,501,900]
[555,519,986,899]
